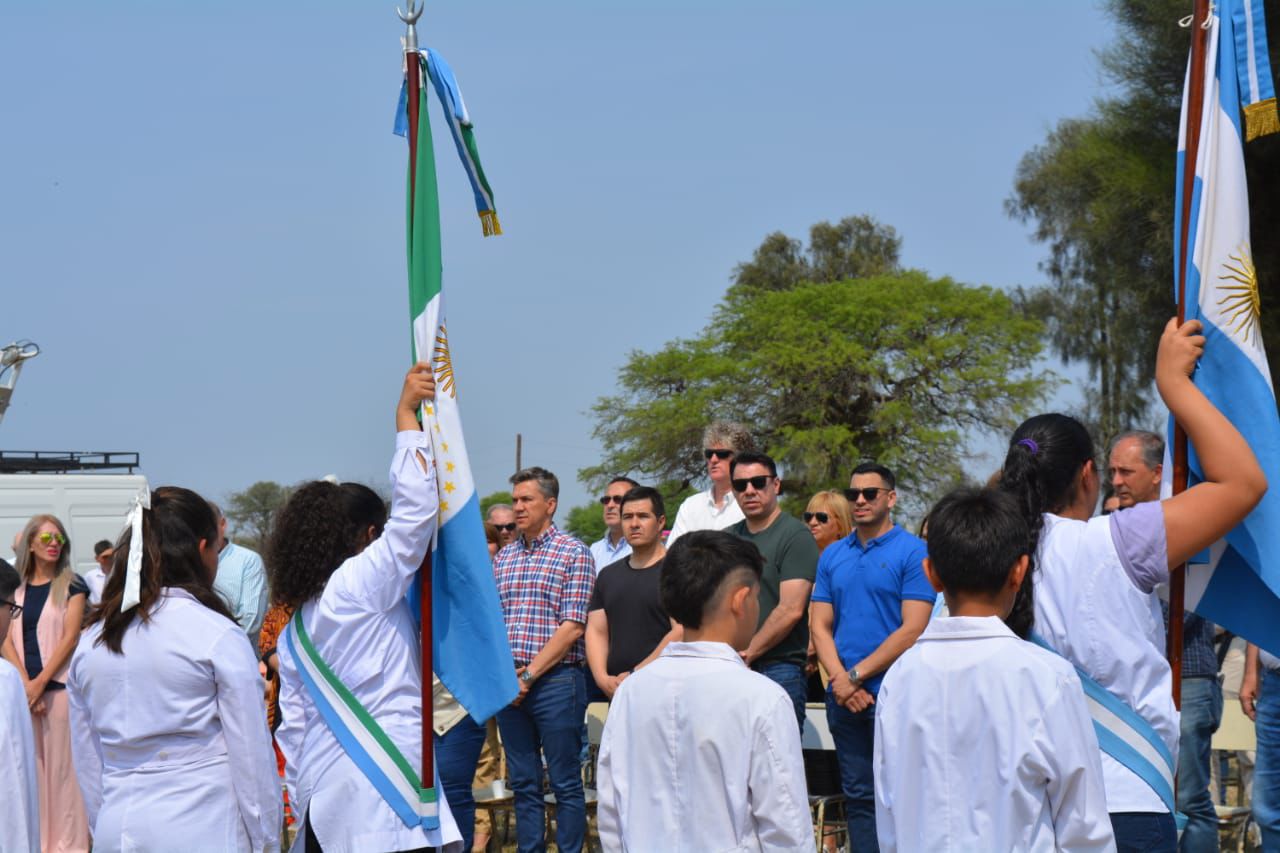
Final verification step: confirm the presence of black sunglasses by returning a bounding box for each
[803,511,830,524]
[494,523,517,533]
[1,600,21,618]
[731,475,773,492]
[844,487,889,503]
[599,495,626,505]
[703,448,734,460]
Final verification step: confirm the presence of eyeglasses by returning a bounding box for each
[494,523,517,533]
[598,495,626,506]
[844,487,889,503]
[37,532,67,546]
[703,448,734,460]
[731,475,773,493]
[1,600,21,618]
[803,511,830,524]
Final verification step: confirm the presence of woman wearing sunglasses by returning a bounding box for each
[803,491,853,553]
[1,515,90,852]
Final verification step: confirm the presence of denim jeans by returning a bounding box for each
[1254,669,1280,850]
[826,693,877,853]
[754,660,807,733]
[435,713,487,852]
[1176,677,1222,853]
[496,665,587,853]
[1109,811,1177,852]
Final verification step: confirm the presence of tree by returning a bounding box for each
[729,214,901,301]
[225,480,291,552]
[479,490,513,517]
[564,503,606,544]
[583,219,1053,515]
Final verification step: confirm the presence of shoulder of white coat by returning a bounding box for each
[1017,638,1084,689]
[0,659,23,701]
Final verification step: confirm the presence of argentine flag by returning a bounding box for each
[1172,0,1280,655]
[401,52,519,721]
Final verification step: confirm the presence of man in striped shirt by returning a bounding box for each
[493,466,595,853]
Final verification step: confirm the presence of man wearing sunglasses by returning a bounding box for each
[725,451,819,732]
[0,560,39,852]
[486,503,519,547]
[666,421,755,547]
[810,462,933,852]
[589,477,638,575]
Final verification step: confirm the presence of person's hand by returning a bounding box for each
[1155,317,1205,393]
[397,362,438,431]
[844,687,875,713]
[1242,673,1260,721]
[831,672,857,707]
[30,697,47,717]
[600,672,629,699]
[512,667,532,707]
[805,641,818,676]
[24,679,43,709]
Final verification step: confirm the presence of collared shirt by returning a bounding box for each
[589,532,631,575]
[0,663,39,852]
[1159,604,1218,679]
[874,616,1114,852]
[82,568,108,606]
[214,542,269,641]
[665,487,744,547]
[494,524,595,665]
[811,524,933,694]
[597,641,812,852]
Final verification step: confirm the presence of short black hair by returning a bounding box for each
[607,476,640,490]
[925,487,1029,596]
[94,539,114,557]
[661,530,763,629]
[851,462,896,490]
[0,561,18,602]
[729,450,777,478]
[619,485,665,520]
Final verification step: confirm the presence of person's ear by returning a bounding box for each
[1007,554,1030,591]
[887,489,898,511]
[365,524,378,546]
[922,558,945,594]
[729,583,753,617]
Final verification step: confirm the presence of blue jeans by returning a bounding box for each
[496,665,587,853]
[754,660,806,733]
[1254,669,1280,850]
[435,713,487,852]
[1176,677,1222,853]
[826,693,877,853]
[1109,811,1177,852]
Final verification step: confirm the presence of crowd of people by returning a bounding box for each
[0,317,1275,852]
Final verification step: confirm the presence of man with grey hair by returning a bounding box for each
[1109,429,1220,852]
[210,502,269,641]
[666,421,755,547]
[487,502,518,547]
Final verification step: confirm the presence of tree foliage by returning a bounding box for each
[584,217,1053,515]
[225,480,291,552]
[564,503,607,544]
[479,491,513,517]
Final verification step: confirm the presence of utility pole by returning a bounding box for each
[515,432,522,473]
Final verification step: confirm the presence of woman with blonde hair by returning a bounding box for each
[804,490,853,552]
[1,514,90,851]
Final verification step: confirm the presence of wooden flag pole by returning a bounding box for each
[1169,0,1212,712]
[398,0,435,788]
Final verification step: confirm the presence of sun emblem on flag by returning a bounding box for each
[433,324,457,398]
[1217,245,1260,345]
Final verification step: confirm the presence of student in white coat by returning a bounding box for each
[67,486,282,853]
[874,487,1115,852]
[995,318,1266,851]
[0,560,39,853]
[272,363,462,853]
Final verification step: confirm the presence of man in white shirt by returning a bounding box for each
[665,421,754,547]
[598,529,812,852]
[82,540,113,605]
[0,561,40,852]
[210,504,269,641]
[874,488,1113,852]
[588,476,636,574]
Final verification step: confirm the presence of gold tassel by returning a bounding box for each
[1245,98,1280,142]
[480,210,503,237]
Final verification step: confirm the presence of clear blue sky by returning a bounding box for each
[1,2,1119,519]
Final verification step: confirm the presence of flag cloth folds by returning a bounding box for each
[1172,0,1280,655]
[400,51,519,721]
[1232,0,1278,140]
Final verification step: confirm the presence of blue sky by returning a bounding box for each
[0,2,1118,519]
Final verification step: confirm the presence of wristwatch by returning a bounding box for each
[520,668,536,684]
[848,668,862,685]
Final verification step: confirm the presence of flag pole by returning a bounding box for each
[398,0,435,789]
[1169,0,1212,711]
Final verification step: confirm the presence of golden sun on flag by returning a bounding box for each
[433,324,457,398]
[1217,245,1261,345]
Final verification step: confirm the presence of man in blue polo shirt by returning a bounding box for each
[811,462,933,853]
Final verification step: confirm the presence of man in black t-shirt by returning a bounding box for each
[586,486,680,700]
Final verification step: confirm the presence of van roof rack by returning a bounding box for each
[0,451,141,474]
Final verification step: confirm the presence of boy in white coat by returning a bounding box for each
[873,488,1115,852]
[0,561,39,852]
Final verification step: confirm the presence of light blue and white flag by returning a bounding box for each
[1172,0,1280,655]
[1231,0,1278,141]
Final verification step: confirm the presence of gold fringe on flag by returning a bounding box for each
[480,210,503,237]
[1245,98,1280,141]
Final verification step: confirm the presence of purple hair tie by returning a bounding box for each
[1017,438,1040,455]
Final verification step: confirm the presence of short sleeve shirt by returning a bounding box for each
[812,524,932,695]
[728,513,820,667]
[589,557,670,675]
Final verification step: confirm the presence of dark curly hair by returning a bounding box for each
[267,481,388,610]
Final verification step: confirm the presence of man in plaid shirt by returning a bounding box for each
[494,466,595,853]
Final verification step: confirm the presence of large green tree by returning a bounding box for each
[225,480,291,552]
[584,219,1053,515]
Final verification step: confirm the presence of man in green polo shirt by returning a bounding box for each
[726,450,819,731]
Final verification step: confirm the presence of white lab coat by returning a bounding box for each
[1,661,39,852]
[67,588,281,852]
[874,616,1115,852]
[276,430,461,853]
[597,641,813,853]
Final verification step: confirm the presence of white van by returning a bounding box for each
[0,474,148,575]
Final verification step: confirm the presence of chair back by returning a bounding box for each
[1213,700,1257,752]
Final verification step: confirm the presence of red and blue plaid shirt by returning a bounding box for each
[494,524,595,665]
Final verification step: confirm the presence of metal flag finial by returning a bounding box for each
[397,0,423,53]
